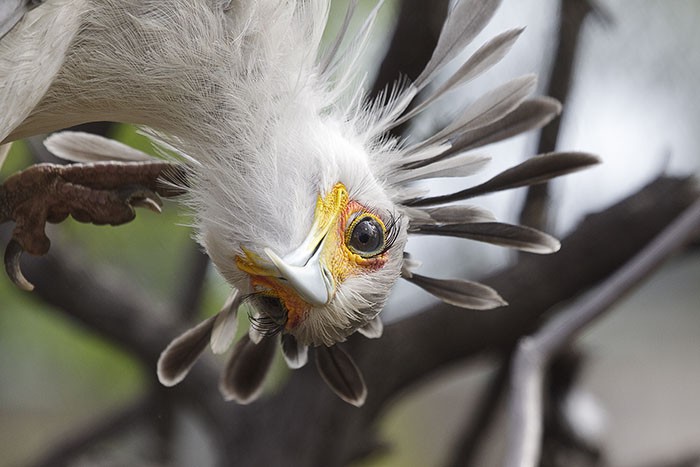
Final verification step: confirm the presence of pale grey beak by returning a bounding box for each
[264,240,335,306]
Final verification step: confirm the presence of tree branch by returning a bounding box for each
[505,196,700,467]
[359,177,697,416]
[445,352,512,467]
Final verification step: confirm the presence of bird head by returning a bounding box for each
[231,180,406,346]
[183,86,410,347]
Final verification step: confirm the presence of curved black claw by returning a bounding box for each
[4,239,33,292]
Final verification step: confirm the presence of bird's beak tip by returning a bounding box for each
[264,246,333,306]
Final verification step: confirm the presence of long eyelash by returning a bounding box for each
[244,293,288,337]
[248,313,285,337]
[382,211,402,254]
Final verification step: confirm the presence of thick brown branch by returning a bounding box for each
[19,241,175,362]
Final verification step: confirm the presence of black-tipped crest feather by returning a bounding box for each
[405,273,507,310]
[412,222,561,254]
[414,74,537,154]
[414,0,503,89]
[210,291,242,354]
[157,315,216,387]
[394,153,490,184]
[281,333,309,369]
[219,335,277,404]
[409,205,497,228]
[408,152,600,206]
[315,345,367,407]
[393,28,524,128]
[357,315,383,339]
[447,97,563,155]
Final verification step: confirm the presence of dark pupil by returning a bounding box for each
[350,218,384,254]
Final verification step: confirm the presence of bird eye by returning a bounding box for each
[346,214,386,258]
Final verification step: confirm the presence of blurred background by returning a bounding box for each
[0,1,698,466]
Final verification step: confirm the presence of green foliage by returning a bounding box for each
[1,139,31,177]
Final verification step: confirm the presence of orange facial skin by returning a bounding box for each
[236,183,390,331]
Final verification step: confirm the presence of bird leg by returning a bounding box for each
[0,161,186,290]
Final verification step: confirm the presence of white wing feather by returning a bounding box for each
[0,1,84,143]
[44,131,155,162]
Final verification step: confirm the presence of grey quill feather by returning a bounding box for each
[405,272,507,310]
[219,335,277,404]
[315,345,367,407]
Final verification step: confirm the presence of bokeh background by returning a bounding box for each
[1,1,698,466]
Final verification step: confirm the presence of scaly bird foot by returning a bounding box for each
[0,161,186,290]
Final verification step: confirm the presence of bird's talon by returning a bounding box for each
[127,189,163,213]
[131,197,162,213]
[0,161,183,290]
[4,239,34,292]
[131,198,163,214]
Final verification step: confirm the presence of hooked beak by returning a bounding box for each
[264,242,333,306]
[237,183,349,307]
